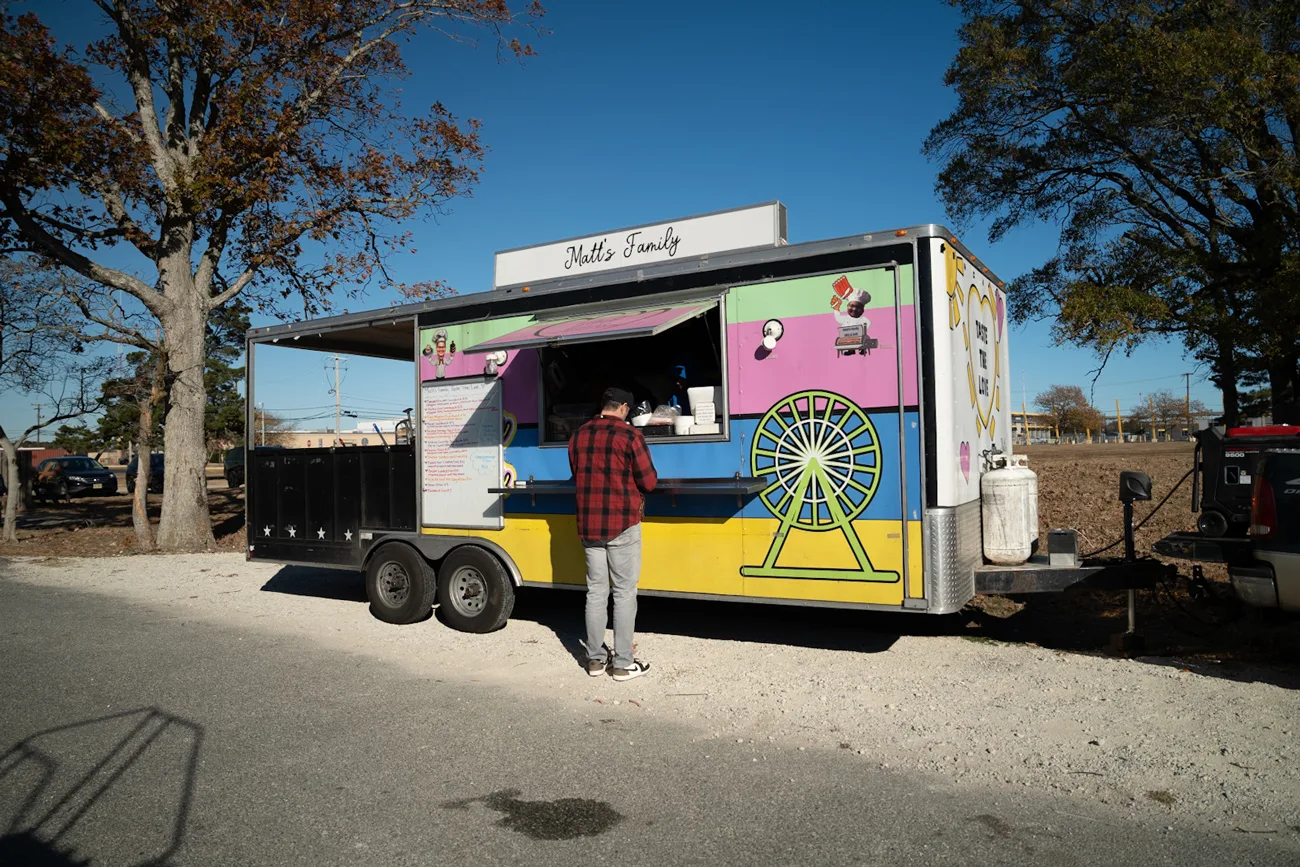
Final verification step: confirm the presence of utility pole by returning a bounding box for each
[1115,398,1123,441]
[255,402,265,446]
[1150,394,1156,442]
[1184,372,1192,440]
[33,403,43,443]
[332,354,342,435]
[1021,401,1028,444]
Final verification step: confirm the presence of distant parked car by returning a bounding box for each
[223,447,245,487]
[34,456,118,501]
[125,453,165,495]
[224,445,283,488]
[1229,449,1300,613]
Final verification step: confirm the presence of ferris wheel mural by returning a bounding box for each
[741,390,899,583]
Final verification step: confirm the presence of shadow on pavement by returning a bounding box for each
[511,586,906,659]
[260,566,367,603]
[0,707,203,867]
[963,587,1300,691]
[255,562,1300,689]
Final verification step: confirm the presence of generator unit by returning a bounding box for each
[1194,425,1300,537]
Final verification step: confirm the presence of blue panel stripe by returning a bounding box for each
[502,413,920,521]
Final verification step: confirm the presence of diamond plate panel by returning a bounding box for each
[924,501,982,614]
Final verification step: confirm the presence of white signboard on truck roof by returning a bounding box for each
[493,201,787,289]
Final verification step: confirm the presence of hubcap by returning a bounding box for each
[375,562,410,608]
[447,566,488,617]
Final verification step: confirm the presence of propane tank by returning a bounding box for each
[981,454,1039,565]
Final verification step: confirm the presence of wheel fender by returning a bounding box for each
[359,535,523,587]
[362,539,434,575]
[452,539,523,587]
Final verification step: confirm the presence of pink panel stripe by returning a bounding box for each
[473,304,707,349]
[727,307,918,416]
[420,349,540,424]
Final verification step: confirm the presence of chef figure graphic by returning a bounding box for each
[432,329,456,378]
[830,275,870,326]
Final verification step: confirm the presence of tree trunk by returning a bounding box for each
[131,358,163,550]
[133,435,153,551]
[0,430,19,544]
[1212,341,1240,428]
[155,296,215,551]
[1268,352,1300,425]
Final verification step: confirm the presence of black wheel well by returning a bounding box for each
[363,538,429,571]
[362,538,517,584]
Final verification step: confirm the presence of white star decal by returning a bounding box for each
[263,526,272,537]
[344,529,353,541]
[317,528,326,540]
[287,525,296,538]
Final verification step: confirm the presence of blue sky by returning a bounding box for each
[2,1,1221,440]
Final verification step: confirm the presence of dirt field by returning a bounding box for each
[0,466,246,557]
[1021,442,1200,555]
[1,443,1294,663]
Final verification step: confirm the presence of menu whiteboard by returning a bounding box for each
[420,377,503,530]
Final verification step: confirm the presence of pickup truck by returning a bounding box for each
[1229,449,1300,612]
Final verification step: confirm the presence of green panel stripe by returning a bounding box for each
[727,265,914,324]
[420,314,536,347]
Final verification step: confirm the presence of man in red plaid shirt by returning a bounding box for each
[568,387,658,681]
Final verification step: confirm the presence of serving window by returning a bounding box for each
[465,296,728,445]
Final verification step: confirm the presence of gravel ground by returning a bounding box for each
[3,552,1299,841]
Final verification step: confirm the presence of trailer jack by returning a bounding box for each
[1107,471,1152,656]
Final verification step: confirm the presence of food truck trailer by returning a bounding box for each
[245,203,1018,632]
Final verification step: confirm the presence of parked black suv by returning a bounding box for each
[34,456,118,500]
[124,453,165,495]
[1229,449,1300,613]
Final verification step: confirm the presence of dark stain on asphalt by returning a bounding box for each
[442,789,624,840]
[971,814,1015,839]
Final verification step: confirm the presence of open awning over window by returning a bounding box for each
[464,300,717,354]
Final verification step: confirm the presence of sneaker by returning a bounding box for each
[586,657,609,677]
[610,660,650,682]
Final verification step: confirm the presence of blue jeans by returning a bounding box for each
[581,523,641,669]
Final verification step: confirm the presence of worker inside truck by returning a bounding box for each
[538,304,725,444]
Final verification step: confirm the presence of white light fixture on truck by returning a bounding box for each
[761,319,784,351]
[484,350,508,375]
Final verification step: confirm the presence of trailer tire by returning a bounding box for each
[365,544,436,625]
[436,546,514,634]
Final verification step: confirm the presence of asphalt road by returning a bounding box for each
[0,579,1293,867]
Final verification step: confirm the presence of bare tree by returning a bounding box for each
[1130,389,1211,441]
[0,370,106,543]
[3,258,166,545]
[0,2,545,551]
[1033,385,1102,438]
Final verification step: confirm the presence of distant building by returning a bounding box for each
[271,425,407,448]
[1012,411,1054,444]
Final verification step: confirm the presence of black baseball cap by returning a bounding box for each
[601,387,635,409]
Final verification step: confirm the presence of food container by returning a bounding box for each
[673,415,695,435]
[689,423,720,435]
[630,414,652,427]
[687,386,717,415]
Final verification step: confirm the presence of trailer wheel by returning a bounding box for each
[365,544,436,625]
[436,546,515,634]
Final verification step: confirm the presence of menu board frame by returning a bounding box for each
[419,375,504,530]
